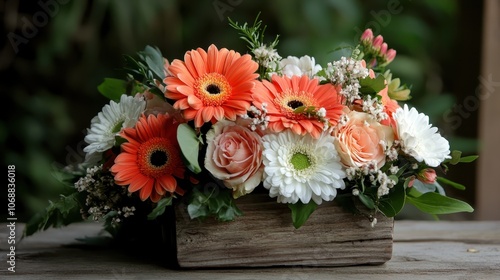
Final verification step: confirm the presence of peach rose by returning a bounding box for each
[205,120,264,198]
[333,110,394,168]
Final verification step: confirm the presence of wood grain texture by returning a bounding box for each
[174,194,393,268]
[2,221,500,279]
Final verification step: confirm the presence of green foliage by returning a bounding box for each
[288,201,318,229]
[228,13,279,51]
[406,191,473,215]
[98,78,127,101]
[378,182,406,217]
[147,197,173,220]
[436,177,465,191]
[123,45,165,93]
[24,192,83,237]
[358,192,375,210]
[187,187,242,222]
[177,123,202,174]
[359,75,386,95]
[445,150,478,165]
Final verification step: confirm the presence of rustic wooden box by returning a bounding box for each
[171,194,393,268]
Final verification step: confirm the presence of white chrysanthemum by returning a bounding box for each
[262,130,346,204]
[280,55,322,79]
[393,104,450,167]
[83,94,146,156]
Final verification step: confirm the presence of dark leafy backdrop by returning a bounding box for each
[1,0,482,221]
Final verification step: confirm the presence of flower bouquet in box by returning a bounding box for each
[26,16,475,267]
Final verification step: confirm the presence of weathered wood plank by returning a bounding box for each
[174,194,394,268]
[2,221,500,279]
[394,220,500,243]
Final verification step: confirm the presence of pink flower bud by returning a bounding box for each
[417,168,437,184]
[380,43,388,55]
[372,35,384,49]
[361,29,374,42]
[386,49,396,62]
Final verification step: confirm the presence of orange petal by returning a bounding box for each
[187,94,203,110]
[202,106,215,123]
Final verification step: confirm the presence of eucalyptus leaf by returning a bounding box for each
[97,78,127,102]
[140,45,165,80]
[411,179,444,195]
[177,123,202,174]
[406,192,473,215]
[288,201,318,229]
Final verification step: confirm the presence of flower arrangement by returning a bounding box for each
[26,16,475,237]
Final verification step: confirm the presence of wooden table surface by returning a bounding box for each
[1,221,499,279]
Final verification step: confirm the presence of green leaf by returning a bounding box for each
[412,179,439,194]
[358,192,375,210]
[97,78,127,102]
[177,123,202,174]
[288,201,318,229]
[293,106,306,113]
[458,155,478,163]
[187,187,242,221]
[378,183,406,217]
[406,192,474,215]
[436,177,466,191]
[139,45,165,80]
[335,195,360,215]
[147,197,172,220]
[359,75,386,95]
[24,192,83,237]
[448,150,462,165]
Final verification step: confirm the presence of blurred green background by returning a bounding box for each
[1,0,482,221]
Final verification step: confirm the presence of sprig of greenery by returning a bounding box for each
[228,13,279,51]
[187,186,242,222]
[98,45,166,101]
[24,192,84,237]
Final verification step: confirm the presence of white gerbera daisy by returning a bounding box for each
[262,130,346,205]
[83,94,146,157]
[393,104,450,167]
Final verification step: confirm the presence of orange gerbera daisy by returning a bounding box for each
[253,75,345,138]
[165,44,259,128]
[110,114,185,202]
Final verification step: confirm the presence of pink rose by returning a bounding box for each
[333,110,394,168]
[205,120,264,198]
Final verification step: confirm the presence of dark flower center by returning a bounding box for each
[206,84,221,95]
[287,100,304,109]
[150,150,168,167]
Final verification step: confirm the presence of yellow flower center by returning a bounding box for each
[194,72,232,106]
